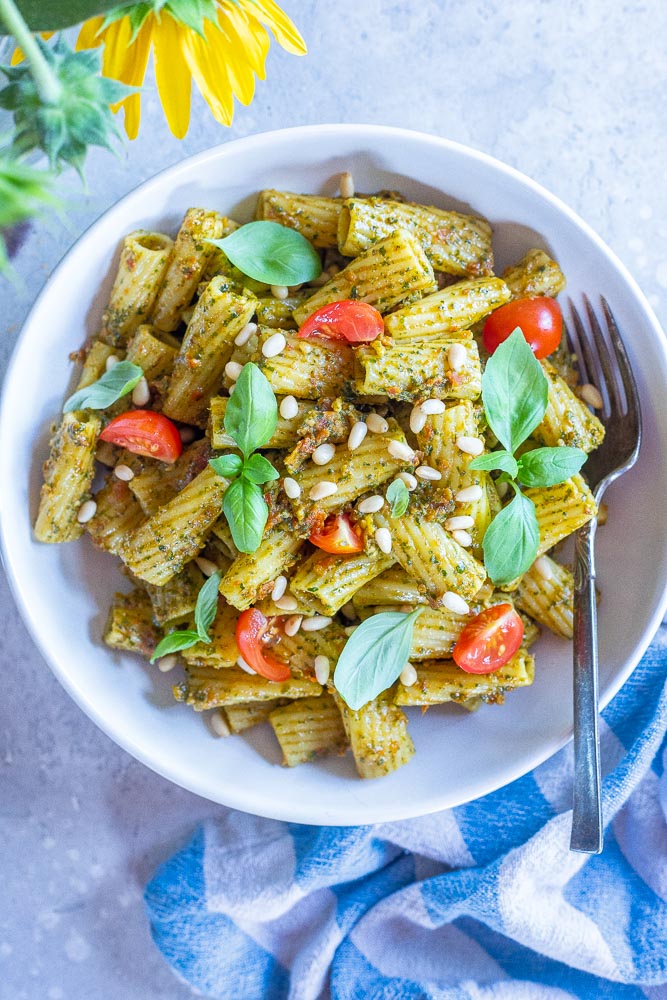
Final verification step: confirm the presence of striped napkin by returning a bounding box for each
[145,624,667,999]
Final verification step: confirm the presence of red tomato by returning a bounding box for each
[235,609,291,682]
[298,300,384,343]
[483,297,563,359]
[100,410,182,463]
[309,513,364,554]
[452,603,525,674]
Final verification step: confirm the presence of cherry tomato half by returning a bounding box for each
[452,603,525,674]
[298,300,384,343]
[100,410,183,463]
[235,609,291,682]
[483,297,563,359]
[309,513,364,554]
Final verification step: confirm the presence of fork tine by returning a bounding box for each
[601,297,642,432]
[583,294,625,416]
[569,301,609,416]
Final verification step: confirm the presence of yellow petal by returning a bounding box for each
[101,17,153,87]
[121,92,142,141]
[235,0,306,55]
[75,17,105,51]
[219,3,269,83]
[181,24,234,126]
[153,15,192,139]
[213,11,261,104]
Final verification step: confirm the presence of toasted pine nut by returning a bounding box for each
[340,171,355,199]
[452,529,473,547]
[340,601,356,620]
[271,575,287,602]
[580,383,604,409]
[76,500,97,524]
[274,594,298,612]
[157,654,178,673]
[283,615,303,637]
[455,484,483,503]
[301,615,333,632]
[358,495,384,514]
[445,515,475,531]
[344,625,358,636]
[415,465,442,481]
[347,421,368,451]
[314,655,330,684]
[312,443,336,466]
[132,376,150,406]
[195,556,219,577]
[234,321,257,346]
[374,527,392,553]
[270,284,289,300]
[442,591,470,615]
[409,406,427,433]
[262,332,287,358]
[225,361,243,381]
[179,426,196,443]
[309,481,337,501]
[283,477,301,499]
[420,398,446,415]
[279,395,299,420]
[534,555,554,580]
[398,472,418,491]
[366,413,389,434]
[400,663,418,687]
[456,435,484,456]
[114,464,134,482]
[387,440,415,461]
[210,710,231,737]
[448,344,467,371]
[105,354,120,371]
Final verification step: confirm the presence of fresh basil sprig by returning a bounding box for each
[63,359,143,412]
[469,328,587,584]
[386,478,410,518]
[209,363,279,553]
[150,571,222,663]
[333,608,423,710]
[208,220,322,286]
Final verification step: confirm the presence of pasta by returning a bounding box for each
[34,176,606,782]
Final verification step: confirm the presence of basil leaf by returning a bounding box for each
[482,488,539,585]
[333,608,423,710]
[468,449,518,477]
[63,360,143,412]
[150,629,200,664]
[482,328,548,454]
[242,453,280,485]
[210,221,322,286]
[224,363,277,458]
[194,570,222,642]
[516,446,587,488]
[222,477,268,553]
[386,478,409,517]
[209,453,243,479]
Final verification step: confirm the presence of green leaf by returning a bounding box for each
[333,608,424,710]
[515,446,587,488]
[482,488,540,585]
[468,449,519,477]
[481,328,548,454]
[386,478,409,518]
[194,570,222,642]
[224,363,277,459]
[209,453,243,479]
[4,1,121,32]
[210,221,322,286]
[165,0,217,34]
[243,452,280,485]
[222,477,268,554]
[63,359,143,412]
[149,629,200,664]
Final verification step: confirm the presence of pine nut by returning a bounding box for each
[236,655,257,674]
[228,384,236,395]
[283,615,303,636]
[114,464,134,482]
[400,663,418,687]
[455,484,483,503]
[409,406,428,434]
[179,426,196,443]
[105,354,120,371]
[157,654,178,673]
[456,435,484,456]
[314,655,330,685]
[288,283,303,293]
[347,420,368,451]
[358,494,384,514]
[580,383,604,409]
[534,555,554,580]
[225,361,243,381]
[271,575,287,602]
[132,376,150,406]
[374,527,392,553]
[445,515,475,531]
[420,398,446,415]
[387,440,415,461]
[309,481,337,501]
[442,591,470,615]
[497,479,509,498]
[274,594,298,612]
[312,443,336,466]
[301,615,333,632]
[234,321,257,346]
[452,529,473,547]
[271,285,289,300]
[262,332,287,358]
[448,344,467,371]
[195,556,219,577]
[340,602,356,620]
[280,395,299,420]
[340,171,355,199]
[366,413,389,434]
[344,625,358,636]
[76,500,97,524]
[415,465,442,481]
[283,477,301,499]
[210,710,231,737]
[398,472,418,491]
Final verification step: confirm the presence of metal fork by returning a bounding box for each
[566,296,642,854]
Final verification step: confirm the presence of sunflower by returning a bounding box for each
[75,1,306,140]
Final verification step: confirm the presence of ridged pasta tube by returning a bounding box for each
[289,548,396,616]
[219,529,304,611]
[535,360,605,453]
[209,395,318,450]
[514,556,574,640]
[256,190,341,248]
[354,336,482,401]
[85,476,145,556]
[254,329,355,399]
[34,411,102,543]
[100,231,174,347]
[103,589,160,658]
[502,249,566,299]
[125,325,177,380]
[333,689,414,779]
[270,695,348,767]
[527,474,597,558]
[395,650,535,706]
[175,665,322,709]
[384,277,510,341]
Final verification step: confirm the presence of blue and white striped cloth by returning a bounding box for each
[146,625,667,999]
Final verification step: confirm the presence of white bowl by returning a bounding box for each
[3,125,667,825]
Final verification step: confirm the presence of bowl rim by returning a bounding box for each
[3,123,667,824]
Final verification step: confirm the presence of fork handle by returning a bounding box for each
[570,518,603,854]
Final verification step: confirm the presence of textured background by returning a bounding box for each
[1,2,666,997]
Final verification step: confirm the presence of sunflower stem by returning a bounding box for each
[0,0,62,103]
